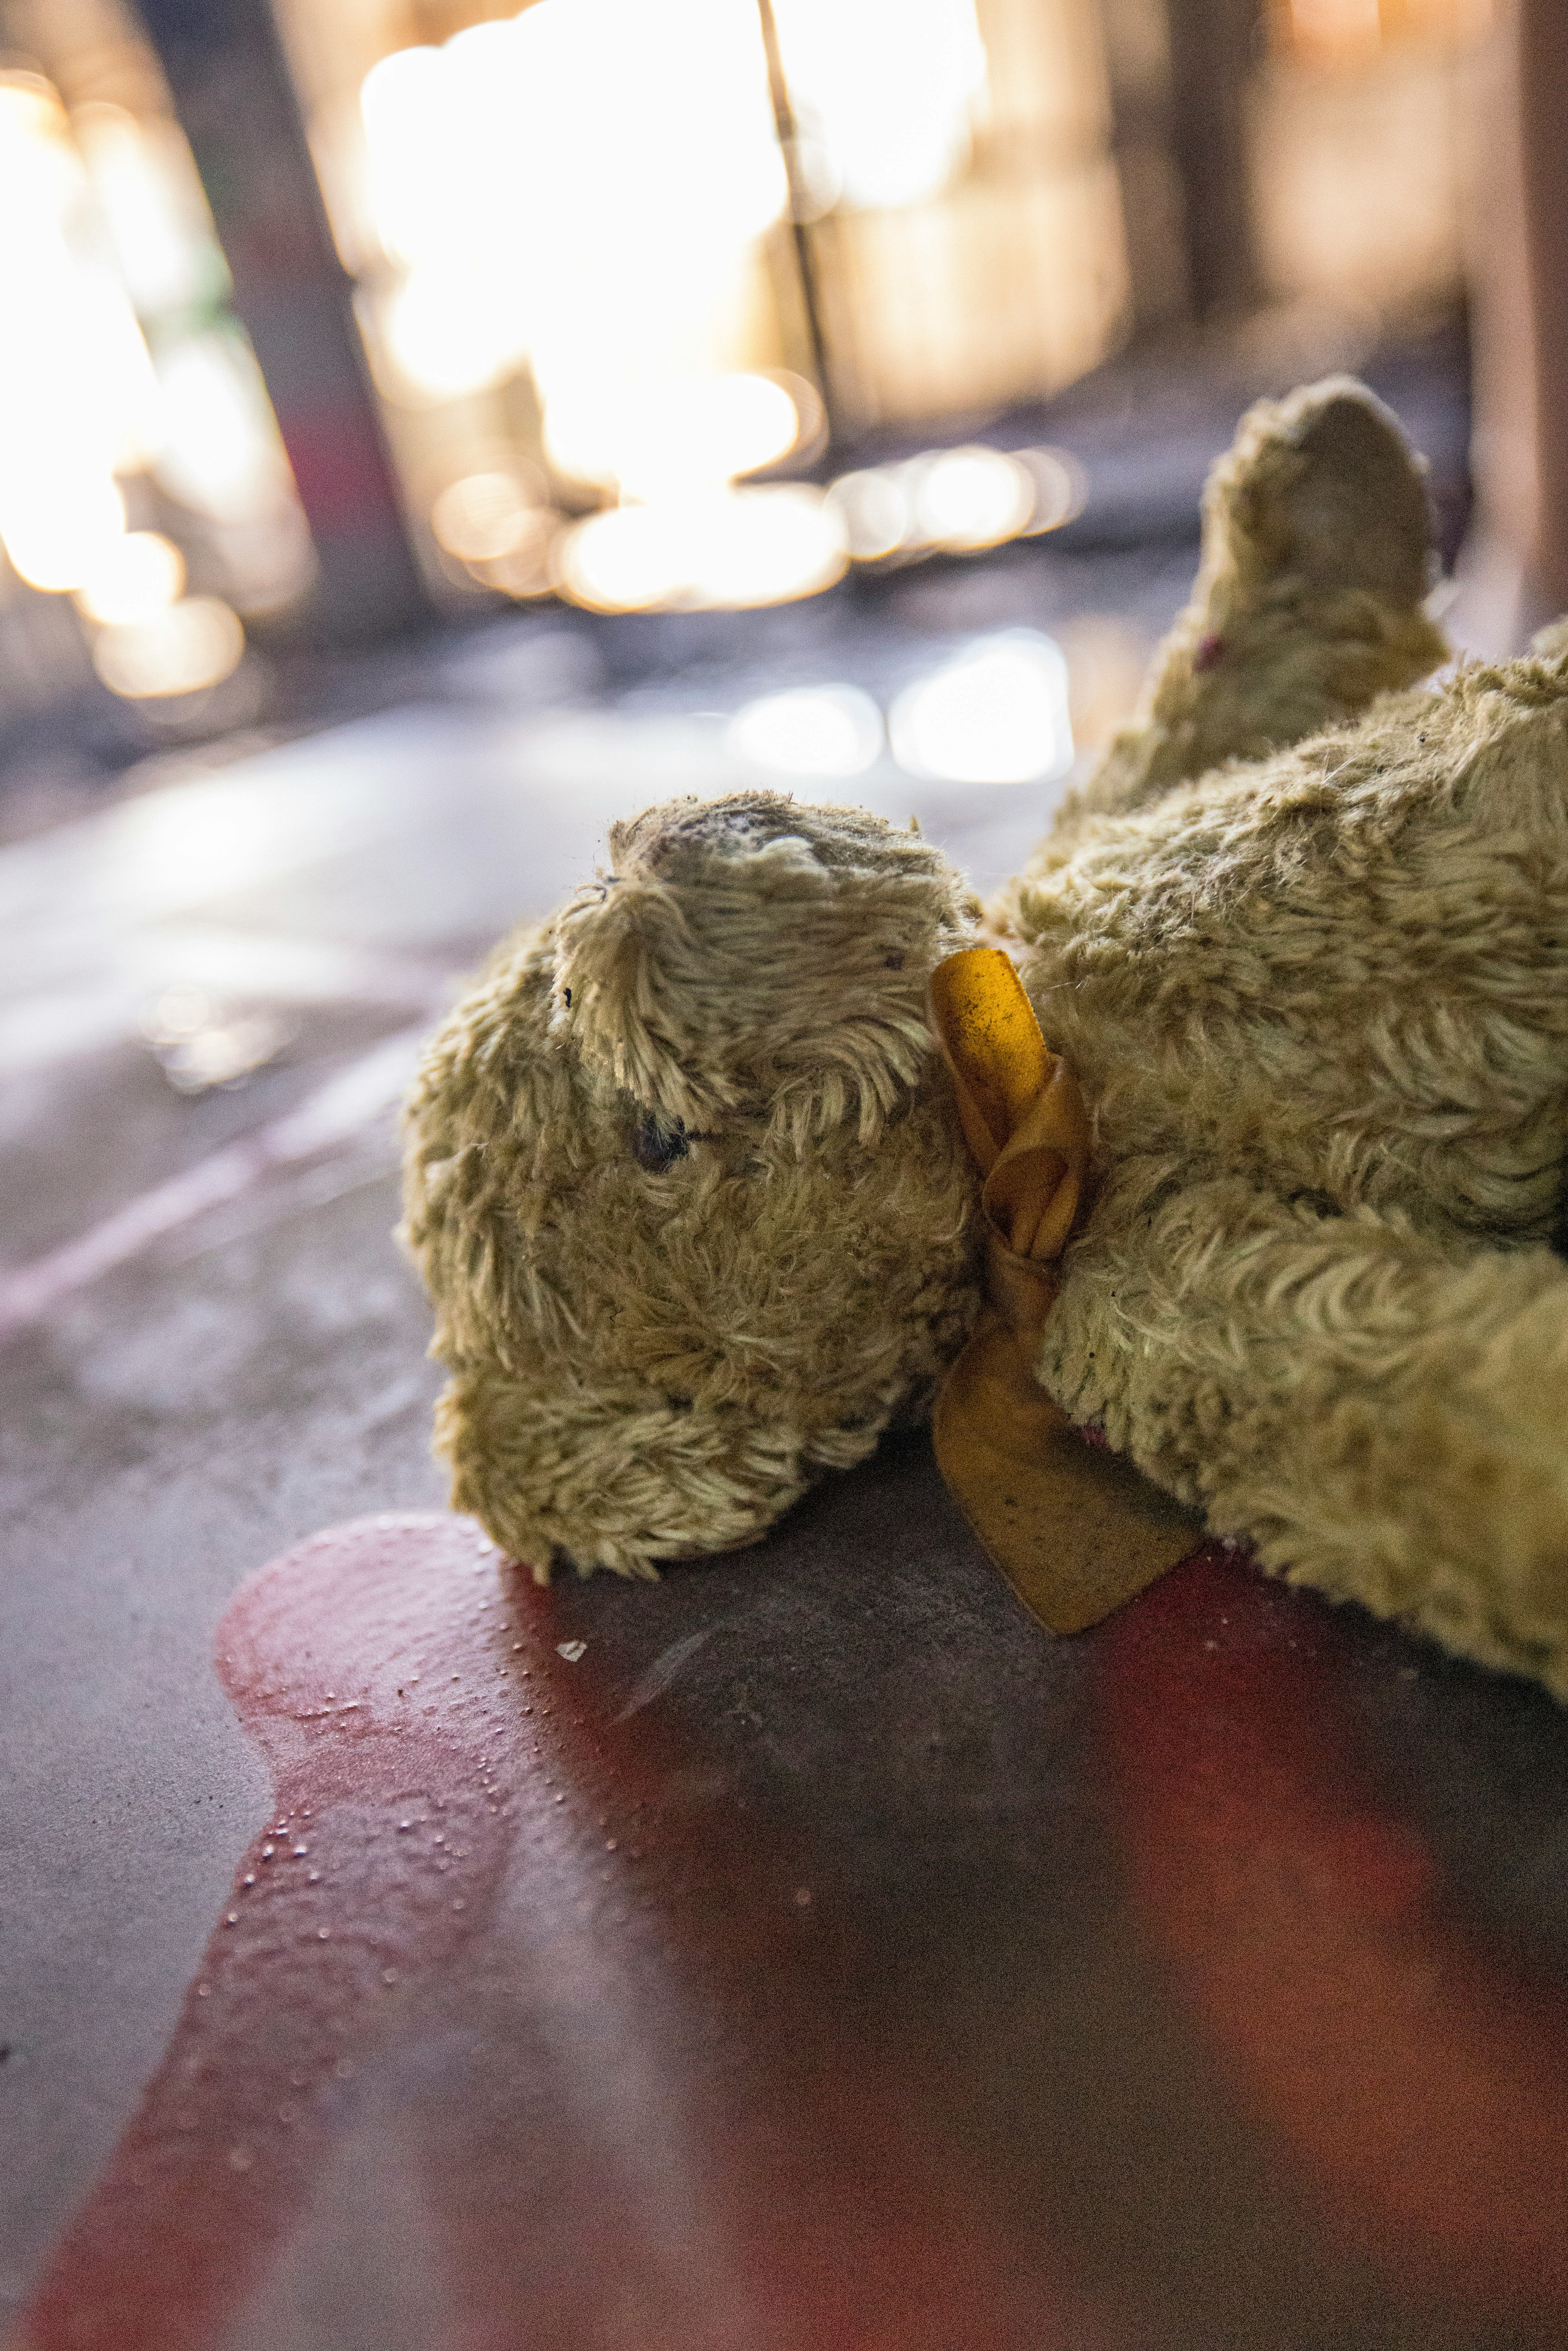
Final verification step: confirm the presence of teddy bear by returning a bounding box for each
[401,375,1568,1699]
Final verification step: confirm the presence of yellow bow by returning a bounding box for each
[927,947,1202,1635]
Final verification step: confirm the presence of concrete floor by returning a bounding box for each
[8,497,1568,2349]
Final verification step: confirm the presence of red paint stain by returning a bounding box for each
[1101,1544,1568,2316]
[18,1516,527,2351]
[18,1514,1108,2351]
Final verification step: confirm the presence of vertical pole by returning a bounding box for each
[1161,0,1262,325]
[131,0,434,643]
[1513,0,1568,618]
[753,0,838,455]
[1099,0,1194,336]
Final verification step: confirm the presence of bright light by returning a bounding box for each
[555,486,847,613]
[74,530,185,624]
[359,2,786,416]
[826,441,1085,568]
[827,469,911,561]
[375,265,527,405]
[153,334,293,521]
[430,471,541,563]
[1017,446,1087,535]
[141,984,293,1093]
[556,373,800,501]
[1287,0,1383,57]
[726,685,884,777]
[92,596,245,699]
[913,446,1035,551]
[771,0,988,210]
[475,517,558,600]
[72,104,213,316]
[0,76,161,592]
[1,472,125,593]
[889,631,1072,785]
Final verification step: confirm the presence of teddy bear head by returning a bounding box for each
[401,791,985,1577]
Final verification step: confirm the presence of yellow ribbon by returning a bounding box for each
[928,948,1202,1635]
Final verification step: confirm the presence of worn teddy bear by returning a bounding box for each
[402,377,1568,1697]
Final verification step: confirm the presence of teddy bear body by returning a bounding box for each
[1007,655,1568,1686]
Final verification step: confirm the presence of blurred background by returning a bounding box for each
[0,0,1550,846]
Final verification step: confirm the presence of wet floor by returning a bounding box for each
[9,408,1568,2349]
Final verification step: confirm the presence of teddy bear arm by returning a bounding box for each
[992,383,1448,913]
[1038,1167,1568,1695]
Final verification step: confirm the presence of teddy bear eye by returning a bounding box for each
[631,1113,689,1172]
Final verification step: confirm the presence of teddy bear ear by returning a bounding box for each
[552,792,979,1142]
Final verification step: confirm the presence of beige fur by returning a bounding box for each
[403,376,1568,1698]
[401,799,984,1575]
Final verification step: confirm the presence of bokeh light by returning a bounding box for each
[431,472,543,565]
[358,0,787,462]
[889,631,1072,785]
[828,469,912,561]
[0,72,306,637]
[726,684,885,776]
[826,442,1084,569]
[91,597,246,700]
[556,486,847,613]
[2,473,126,596]
[0,77,159,594]
[912,446,1036,551]
[74,531,186,626]
[551,374,801,503]
[72,103,215,317]
[771,0,988,211]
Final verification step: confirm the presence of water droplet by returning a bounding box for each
[308,1871,321,1884]
[229,2146,254,2172]
[554,1794,565,1805]
[511,1643,524,1653]
[243,1874,256,1887]
[293,1846,308,1858]
[324,1693,335,1702]
[451,1898,466,1913]
[261,1844,275,1860]
[604,1839,618,1852]
[433,1834,445,1846]
[334,2057,354,2079]
[381,1968,399,1985]
[397,1821,412,1833]
[196,1983,211,1997]
[317,1927,331,1940]
[794,1888,812,1907]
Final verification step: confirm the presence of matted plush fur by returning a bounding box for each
[404,376,1568,1698]
[401,796,985,1575]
